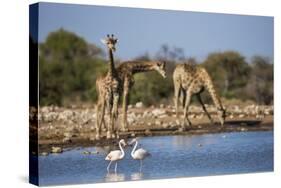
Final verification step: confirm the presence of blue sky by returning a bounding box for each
[36,2,273,61]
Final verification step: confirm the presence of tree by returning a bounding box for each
[202,51,251,99]
[39,29,106,106]
[246,56,273,104]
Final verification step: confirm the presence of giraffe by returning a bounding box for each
[96,60,167,133]
[95,34,121,140]
[117,60,167,131]
[173,63,226,129]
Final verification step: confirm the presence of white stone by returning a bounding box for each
[135,102,143,108]
[162,123,169,128]
[155,120,162,126]
[51,146,62,153]
[151,109,166,117]
[239,114,245,118]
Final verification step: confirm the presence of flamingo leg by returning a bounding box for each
[107,161,112,172]
[114,162,118,173]
[139,160,143,172]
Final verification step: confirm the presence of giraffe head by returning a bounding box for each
[101,34,118,52]
[153,61,167,78]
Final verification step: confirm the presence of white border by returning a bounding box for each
[0,0,280,188]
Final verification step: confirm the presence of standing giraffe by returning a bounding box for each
[96,60,166,133]
[95,34,121,139]
[173,63,226,129]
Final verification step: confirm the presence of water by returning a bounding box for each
[38,131,273,186]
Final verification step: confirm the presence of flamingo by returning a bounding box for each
[105,139,127,172]
[129,138,151,172]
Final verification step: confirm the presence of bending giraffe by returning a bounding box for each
[95,34,121,140]
[173,63,226,129]
[117,60,166,131]
[96,60,167,133]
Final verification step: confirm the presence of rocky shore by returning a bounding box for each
[30,103,273,154]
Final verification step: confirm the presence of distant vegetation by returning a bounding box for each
[38,29,273,106]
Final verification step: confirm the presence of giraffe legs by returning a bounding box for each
[196,94,214,124]
[105,97,114,139]
[95,99,105,140]
[95,103,100,140]
[181,88,186,109]
[121,84,129,132]
[173,80,181,118]
[111,93,120,137]
[104,92,120,139]
[183,90,192,129]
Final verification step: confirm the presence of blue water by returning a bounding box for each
[38,131,273,186]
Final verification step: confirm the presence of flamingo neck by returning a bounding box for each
[119,141,125,159]
[131,140,138,158]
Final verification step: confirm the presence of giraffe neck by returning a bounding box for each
[108,48,116,76]
[130,61,156,74]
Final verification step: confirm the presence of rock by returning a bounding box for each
[169,122,175,127]
[62,137,71,143]
[160,104,165,108]
[240,127,248,132]
[196,114,204,119]
[189,114,196,119]
[63,132,73,138]
[175,120,181,126]
[135,102,143,108]
[233,105,242,114]
[128,112,137,119]
[131,132,136,137]
[147,122,152,126]
[198,144,203,147]
[178,127,185,132]
[93,151,99,154]
[41,152,49,156]
[264,110,270,115]
[145,129,152,136]
[127,117,135,124]
[159,114,168,118]
[162,123,169,129]
[238,114,245,118]
[128,104,133,109]
[83,151,91,155]
[143,111,152,118]
[256,114,264,119]
[151,109,166,117]
[155,120,162,126]
[51,146,62,153]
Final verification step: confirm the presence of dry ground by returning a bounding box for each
[29,103,273,154]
